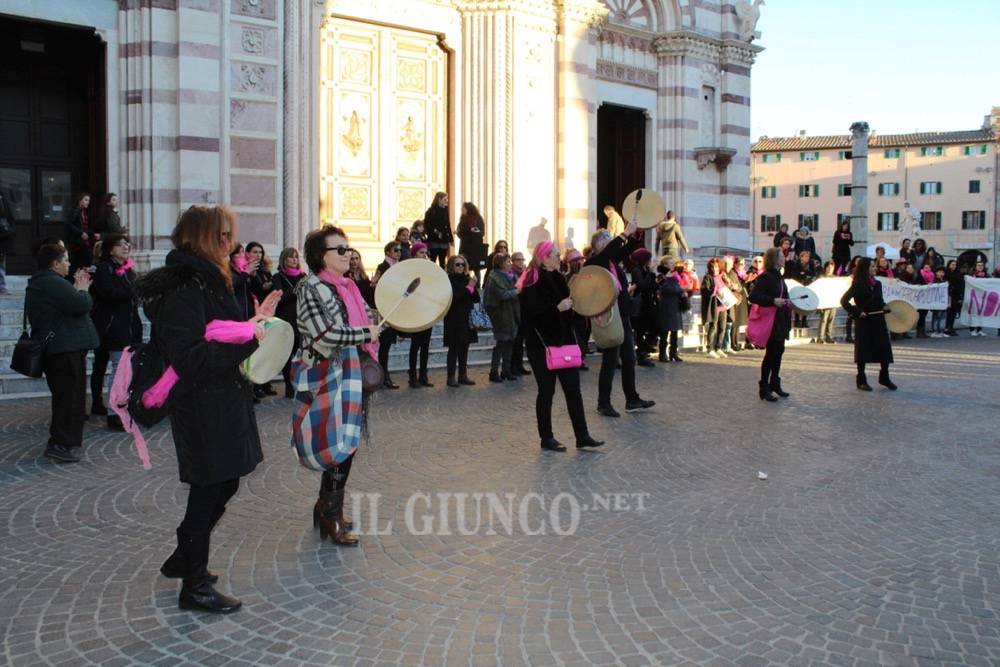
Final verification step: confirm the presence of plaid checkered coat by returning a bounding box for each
[290,275,372,470]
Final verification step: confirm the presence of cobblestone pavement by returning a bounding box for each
[2,337,1000,667]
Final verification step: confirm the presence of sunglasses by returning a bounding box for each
[453,262,466,267]
[325,246,354,256]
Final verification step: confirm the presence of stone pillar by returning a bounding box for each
[555,1,606,253]
[850,121,870,247]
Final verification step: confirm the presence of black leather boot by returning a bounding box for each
[758,381,777,402]
[878,368,897,390]
[856,373,872,391]
[318,489,359,546]
[161,530,219,583]
[178,578,242,614]
[769,377,790,398]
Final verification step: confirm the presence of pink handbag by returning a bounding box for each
[545,344,583,370]
[746,304,777,348]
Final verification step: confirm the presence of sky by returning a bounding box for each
[751,0,1000,140]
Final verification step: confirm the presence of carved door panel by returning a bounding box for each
[320,18,446,258]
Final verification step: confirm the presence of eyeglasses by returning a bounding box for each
[390,248,401,253]
[453,262,466,268]
[325,246,354,256]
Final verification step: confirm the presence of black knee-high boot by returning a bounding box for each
[878,362,897,390]
[856,363,872,391]
[317,459,357,546]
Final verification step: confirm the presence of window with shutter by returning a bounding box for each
[969,180,980,194]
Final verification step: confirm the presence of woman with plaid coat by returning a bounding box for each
[291,225,380,547]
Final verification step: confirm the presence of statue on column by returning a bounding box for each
[655,211,690,264]
[734,0,765,42]
[899,200,922,242]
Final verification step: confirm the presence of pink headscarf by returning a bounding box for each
[516,240,555,290]
[319,270,378,358]
[411,242,428,255]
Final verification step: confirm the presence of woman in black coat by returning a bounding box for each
[655,261,684,363]
[831,221,854,274]
[840,257,897,391]
[271,247,306,398]
[65,192,95,271]
[628,248,657,366]
[423,191,453,268]
[135,205,281,614]
[944,259,964,336]
[748,248,792,401]
[89,235,143,429]
[443,254,479,387]
[457,202,487,282]
[518,241,603,451]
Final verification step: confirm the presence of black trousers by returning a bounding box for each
[91,348,110,407]
[428,246,448,268]
[526,344,589,441]
[846,316,854,339]
[598,314,639,407]
[917,309,928,334]
[446,343,470,377]
[946,302,961,331]
[512,327,526,369]
[490,341,513,374]
[658,330,679,358]
[173,477,240,583]
[43,351,87,447]
[408,329,431,378]
[377,328,396,380]
[282,330,301,391]
[760,337,785,384]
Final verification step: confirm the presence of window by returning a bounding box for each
[838,150,853,160]
[800,151,820,161]
[798,214,819,231]
[920,146,944,157]
[837,184,852,196]
[969,180,981,194]
[919,181,943,195]
[761,186,777,199]
[761,153,782,163]
[877,212,899,231]
[962,210,986,230]
[963,144,988,156]
[884,148,901,158]
[837,213,852,226]
[798,184,820,197]
[760,214,781,233]
[921,211,941,231]
[878,182,900,196]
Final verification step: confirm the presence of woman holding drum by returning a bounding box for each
[840,258,898,391]
[138,205,281,613]
[291,225,380,546]
[519,241,604,452]
[748,248,792,402]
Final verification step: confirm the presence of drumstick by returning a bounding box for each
[376,277,421,329]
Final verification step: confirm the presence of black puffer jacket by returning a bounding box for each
[443,273,480,347]
[90,259,142,351]
[135,250,262,486]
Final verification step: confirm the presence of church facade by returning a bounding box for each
[0,0,762,270]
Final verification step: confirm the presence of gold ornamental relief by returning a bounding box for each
[397,188,426,224]
[340,185,371,220]
[341,110,364,156]
[396,58,426,93]
[401,116,422,154]
[340,49,371,85]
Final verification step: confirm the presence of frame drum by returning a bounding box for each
[621,189,666,230]
[569,265,618,317]
[374,259,452,333]
[240,317,294,384]
[788,285,819,315]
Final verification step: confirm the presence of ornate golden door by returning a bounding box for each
[320,18,447,259]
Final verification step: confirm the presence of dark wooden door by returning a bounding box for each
[0,18,105,274]
[596,104,646,227]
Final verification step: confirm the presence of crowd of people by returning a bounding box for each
[16,193,999,613]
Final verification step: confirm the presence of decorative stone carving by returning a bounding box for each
[238,64,266,91]
[596,59,657,89]
[653,32,722,61]
[701,62,720,85]
[241,0,263,15]
[241,28,264,54]
[694,147,737,172]
[604,0,652,31]
[733,0,764,43]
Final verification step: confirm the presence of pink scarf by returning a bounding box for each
[282,266,304,277]
[115,258,136,276]
[319,270,378,358]
[919,268,934,284]
[234,255,249,273]
[516,240,555,289]
[383,255,398,267]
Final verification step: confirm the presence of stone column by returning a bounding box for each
[850,121,870,247]
[555,1,606,253]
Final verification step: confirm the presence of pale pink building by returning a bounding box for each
[750,118,998,264]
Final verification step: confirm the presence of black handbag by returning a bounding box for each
[10,312,53,378]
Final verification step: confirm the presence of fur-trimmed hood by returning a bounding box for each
[134,250,228,302]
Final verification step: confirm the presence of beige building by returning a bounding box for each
[750,115,999,263]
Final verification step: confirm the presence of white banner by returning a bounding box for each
[959,277,1000,328]
[876,277,949,310]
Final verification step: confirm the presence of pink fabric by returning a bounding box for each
[282,267,304,277]
[919,268,935,284]
[383,255,398,267]
[109,347,152,470]
[565,249,583,263]
[142,366,179,409]
[234,255,249,273]
[115,258,136,276]
[746,305,777,348]
[318,270,378,358]
[516,240,555,289]
[204,320,256,344]
[464,282,475,294]
[411,242,428,254]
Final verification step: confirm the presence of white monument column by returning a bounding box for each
[849,121,870,247]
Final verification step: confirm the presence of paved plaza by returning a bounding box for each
[2,338,1000,667]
